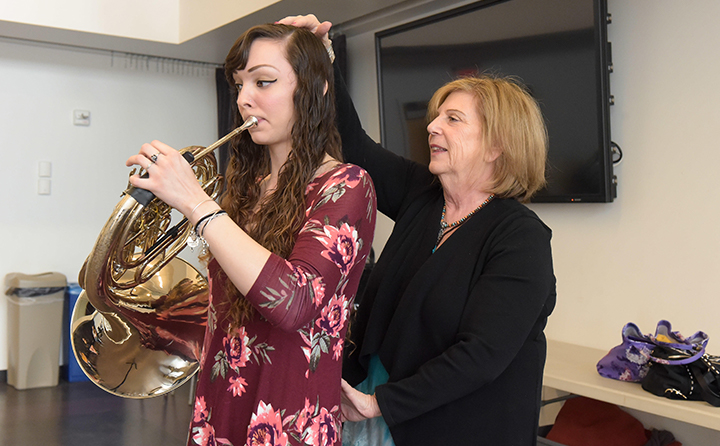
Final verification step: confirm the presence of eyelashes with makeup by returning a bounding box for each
[235,79,278,92]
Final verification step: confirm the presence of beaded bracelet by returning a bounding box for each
[194,210,226,234]
[187,210,227,253]
[198,210,228,238]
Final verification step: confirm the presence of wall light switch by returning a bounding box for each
[38,178,51,195]
[39,161,52,177]
[73,110,91,126]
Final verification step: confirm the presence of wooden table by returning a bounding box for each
[544,340,720,431]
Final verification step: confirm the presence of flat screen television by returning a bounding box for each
[376,0,615,202]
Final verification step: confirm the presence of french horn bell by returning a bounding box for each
[71,116,257,398]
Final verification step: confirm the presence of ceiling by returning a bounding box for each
[0,0,474,64]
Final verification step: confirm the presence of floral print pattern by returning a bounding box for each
[188,164,376,446]
[317,223,360,276]
[192,396,233,446]
[283,398,341,446]
[246,401,288,446]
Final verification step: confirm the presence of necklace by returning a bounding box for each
[433,194,494,253]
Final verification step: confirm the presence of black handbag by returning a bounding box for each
[641,344,720,407]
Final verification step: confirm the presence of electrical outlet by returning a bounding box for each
[38,178,51,195]
[73,110,91,126]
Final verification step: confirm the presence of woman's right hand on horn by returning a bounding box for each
[277,14,333,49]
[126,140,212,221]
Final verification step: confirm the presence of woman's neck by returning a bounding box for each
[265,142,292,194]
[438,168,495,222]
[314,153,340,179]
[263,146,339,197]
[442,187,494,224]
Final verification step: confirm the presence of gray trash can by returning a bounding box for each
[5,272,67,389]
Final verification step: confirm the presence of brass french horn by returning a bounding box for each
[71,116,257,398]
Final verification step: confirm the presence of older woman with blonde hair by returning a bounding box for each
[280,14,556,446]
[429,76,549,202]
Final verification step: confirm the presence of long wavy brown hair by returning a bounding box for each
[218,24,342,328]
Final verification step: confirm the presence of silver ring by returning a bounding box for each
[146,162,153,171]
[150,153,159,163]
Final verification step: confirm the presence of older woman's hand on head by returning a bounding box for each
[277,14,333,48]
[340,379,382,422]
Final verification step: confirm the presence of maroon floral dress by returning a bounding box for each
[189,164,376,446]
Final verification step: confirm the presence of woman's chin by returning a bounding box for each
[249,133,269,147]
[428,160,445,176]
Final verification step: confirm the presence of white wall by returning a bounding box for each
[2,0,281,44]
[2,0,180,43]
[344,1,720,444]
[0,39,217,371]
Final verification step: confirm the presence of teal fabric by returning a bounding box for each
[342,355,395,446]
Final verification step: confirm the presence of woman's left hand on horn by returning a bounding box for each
[126,140,210,217]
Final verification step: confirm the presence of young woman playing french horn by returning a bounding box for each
[126,23,376,446]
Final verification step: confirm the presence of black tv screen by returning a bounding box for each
[376,0,615,202]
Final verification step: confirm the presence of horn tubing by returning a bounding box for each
[187,115,258,162]
[128,115,258,206]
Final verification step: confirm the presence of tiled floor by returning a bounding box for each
[0,378,193,446]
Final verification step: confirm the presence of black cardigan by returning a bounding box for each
[336,66,557,445]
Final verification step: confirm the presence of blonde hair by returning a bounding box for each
[427,75,548,202]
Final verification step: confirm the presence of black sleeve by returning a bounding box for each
[333,64,434,221]
[374,215,556,426]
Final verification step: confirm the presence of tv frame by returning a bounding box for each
[374,0,615,203]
